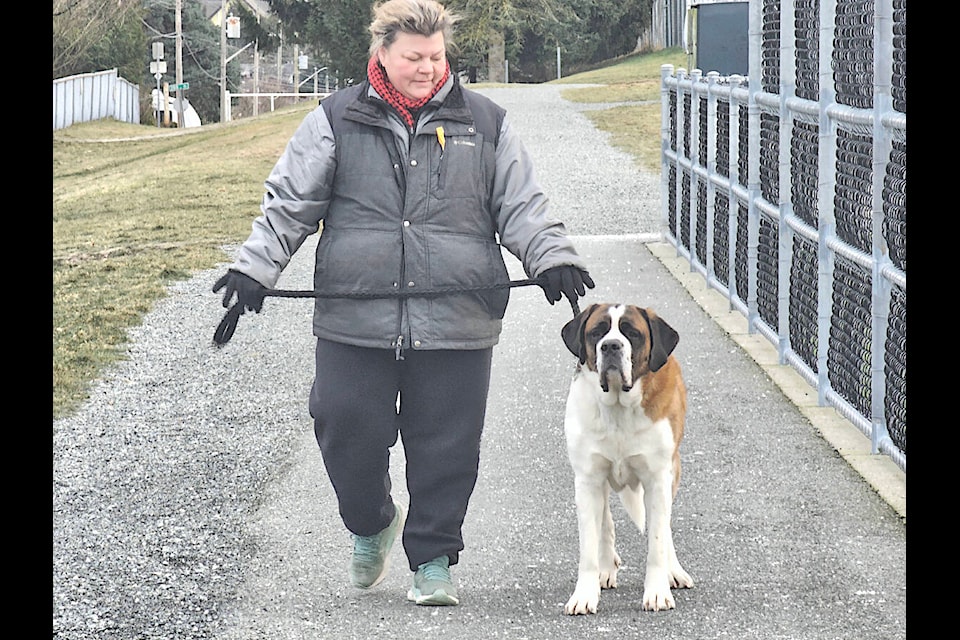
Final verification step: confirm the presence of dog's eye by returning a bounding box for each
[622,325,642,339]
[589,323,609,339]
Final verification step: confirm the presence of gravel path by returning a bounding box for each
[52,84,661,639]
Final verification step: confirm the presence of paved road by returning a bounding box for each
[53,85,906,639]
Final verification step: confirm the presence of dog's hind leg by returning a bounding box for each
[666,448,692,589]
[598,483,621,589]
[618,483,646,535]
[666,533,694,589]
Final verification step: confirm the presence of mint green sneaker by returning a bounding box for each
[348,501,405,589]
[407,555,459,606]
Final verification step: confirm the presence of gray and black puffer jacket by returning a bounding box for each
[230,75,588,353]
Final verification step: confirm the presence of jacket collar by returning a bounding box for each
[345,75,474,128]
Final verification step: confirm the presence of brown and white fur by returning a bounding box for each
[560,303,693,615]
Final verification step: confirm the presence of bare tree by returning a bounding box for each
[53,0,141,79]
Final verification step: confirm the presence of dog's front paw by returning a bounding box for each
[641,583,676,611]
[564,580,601,615]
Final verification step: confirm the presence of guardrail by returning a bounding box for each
[659,0,906,472]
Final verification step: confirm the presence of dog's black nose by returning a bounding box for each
[600,340,621,353]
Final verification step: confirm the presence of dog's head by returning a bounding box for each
[561,303,680,392]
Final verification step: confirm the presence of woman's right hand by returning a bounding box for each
[212,270,266,313]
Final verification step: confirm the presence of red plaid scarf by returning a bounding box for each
[367,55,450,131]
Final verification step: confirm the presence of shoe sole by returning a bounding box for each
[351,502,406,589]
[407,587,459,606]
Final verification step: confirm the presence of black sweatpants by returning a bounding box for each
[309,338,493,571]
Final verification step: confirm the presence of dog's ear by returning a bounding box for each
[561,304,596,364]
[641,308,680,372]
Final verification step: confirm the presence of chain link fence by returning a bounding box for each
[660,0,906,471]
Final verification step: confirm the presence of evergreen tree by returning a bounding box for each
[268,0,374,83]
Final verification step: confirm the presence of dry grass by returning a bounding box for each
[53,103,314,417]
[52,50,685,419]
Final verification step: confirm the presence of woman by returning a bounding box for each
[214,0,593,606]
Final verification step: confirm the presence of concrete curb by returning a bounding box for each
[646,241,906,522]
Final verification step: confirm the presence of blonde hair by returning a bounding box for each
[368,0,459,57]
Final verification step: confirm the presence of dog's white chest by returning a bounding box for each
[565,375,674,489]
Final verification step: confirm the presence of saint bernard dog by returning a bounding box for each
[560,303,693,615]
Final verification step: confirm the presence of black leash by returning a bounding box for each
[213,278,581,346]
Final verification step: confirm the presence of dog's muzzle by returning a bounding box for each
[598,339,633,392]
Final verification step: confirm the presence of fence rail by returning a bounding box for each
[660,0,906,472]
[53,69,140,130]
[224,91,331,121]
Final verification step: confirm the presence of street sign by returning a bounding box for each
[150,60,167,74]
[172,82,190,91]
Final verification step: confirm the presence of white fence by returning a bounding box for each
[224,91,331,121]
[660,0,906,472]
[53,69,140,130]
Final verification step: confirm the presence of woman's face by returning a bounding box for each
[378,31,447,101]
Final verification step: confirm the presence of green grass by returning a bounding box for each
[554,48,688,86]
[52,49,685,419]
[553,48,687,172]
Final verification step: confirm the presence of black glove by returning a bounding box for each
[212,270,266,314]
[539,265,595,306]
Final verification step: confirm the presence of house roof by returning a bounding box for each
[201,0,271,21]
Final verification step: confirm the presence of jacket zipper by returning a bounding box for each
[395,127,409,361]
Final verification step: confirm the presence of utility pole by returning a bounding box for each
[253,2,261,116]
[220,0,228,123]
[294,44,301,94]
[175,0,185,127]
[277,23,283,88]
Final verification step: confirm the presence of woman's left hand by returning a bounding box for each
[539,266,595,306]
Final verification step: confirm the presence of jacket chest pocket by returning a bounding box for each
[432,131,484,200]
